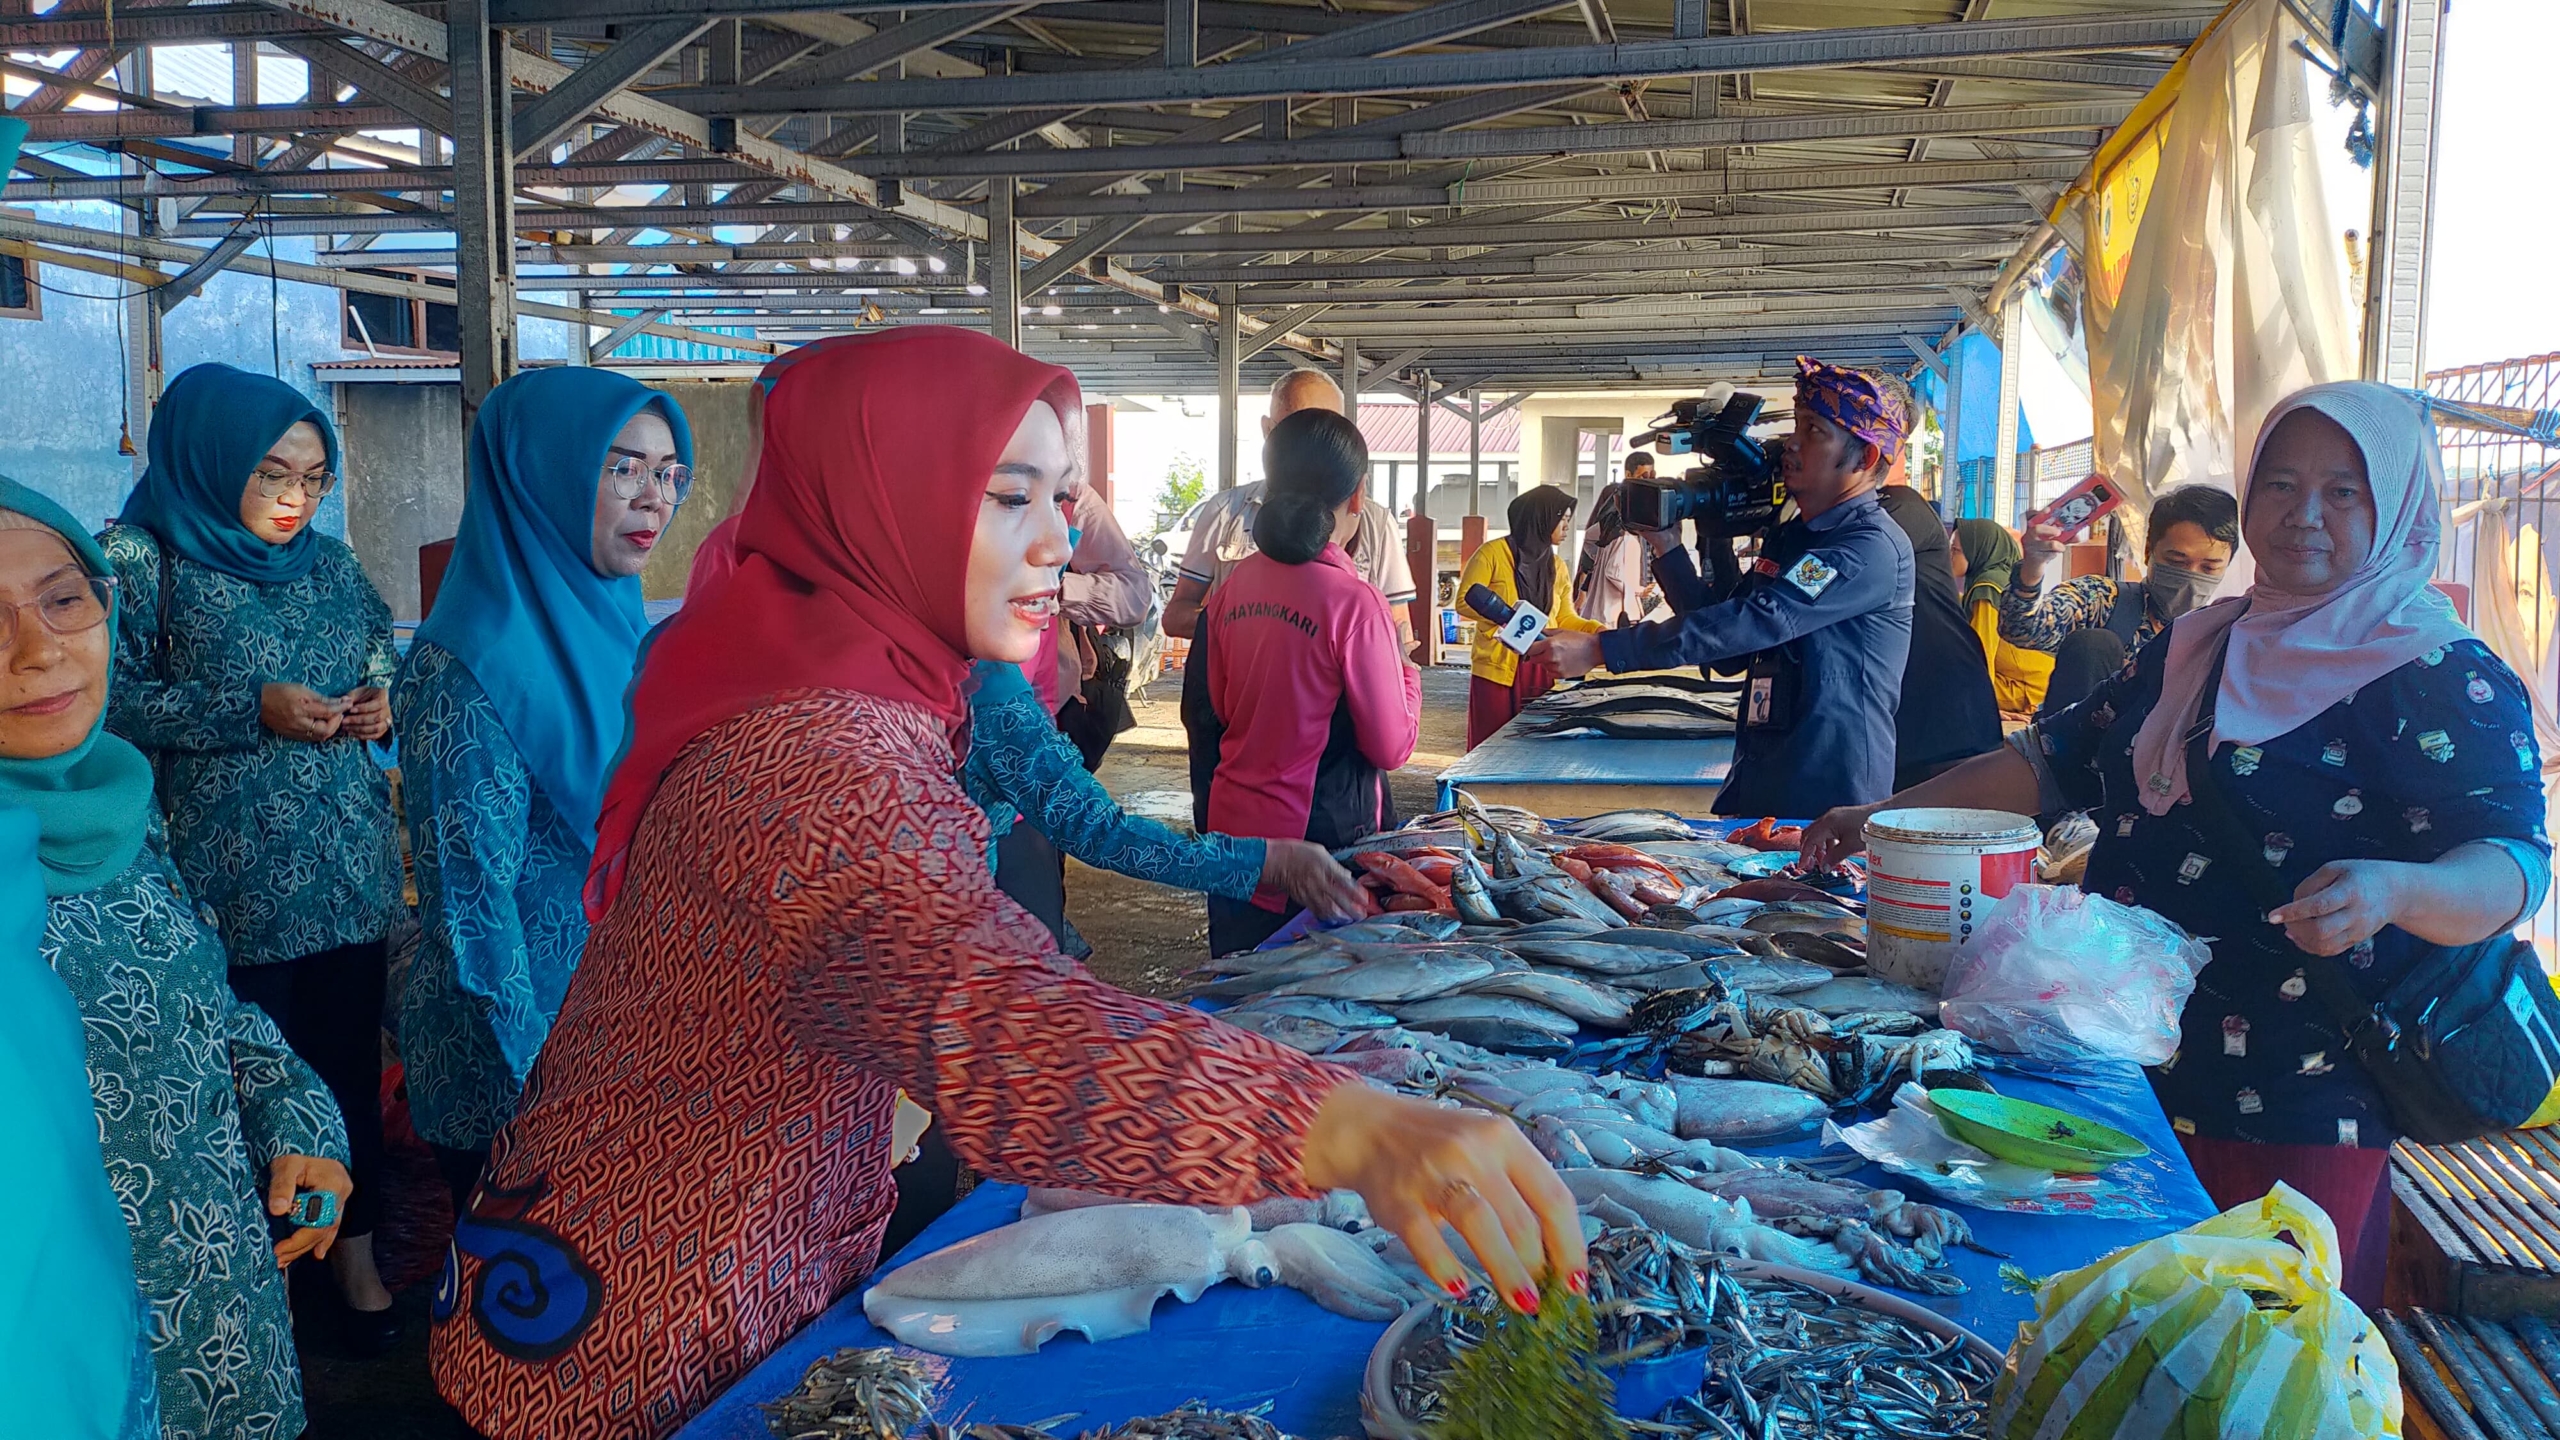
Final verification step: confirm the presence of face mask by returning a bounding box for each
[2144,562,2220,619]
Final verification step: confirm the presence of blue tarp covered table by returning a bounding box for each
[1436,712,1734,818]
[676,1061,2215,1440]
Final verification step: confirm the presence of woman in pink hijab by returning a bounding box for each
[1802,382,2551,1304]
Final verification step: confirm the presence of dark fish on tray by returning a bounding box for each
[1575,926,1740,959]
[1767,930,1869,972]
[1523,710,1735,741]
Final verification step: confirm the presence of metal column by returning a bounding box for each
[988,180,1020,349]
[1941,333,1965,515]
[1341,337,1360,427]
[1216,291,1239,491]
[2363,0,2447,387]
[449,0,517,416]
[1410,374,1431,519]
[1467,388,1483,517]
[1991,294,2023,526]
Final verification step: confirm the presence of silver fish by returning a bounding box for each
[1577,926,1741,959]
[1220,994,1401,1029]
[1461,970,1633,1028]
[1791,975,1938,1018]
[1215,1012,1349,1053]
[1409,1016,1572,1058]
[1490,827,1556,881]
[1273,953,1500,1003]
[1183,953,1355,999]
[1449,852,1502,925]
[1715,954,1837,995]
[1194,939,1347,976]
[1503,938,1689,978]
[1392,994,1580,1037]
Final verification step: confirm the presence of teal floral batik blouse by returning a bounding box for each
[98,523,402,967]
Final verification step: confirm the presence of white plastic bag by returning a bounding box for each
[1938,884,2209,1066]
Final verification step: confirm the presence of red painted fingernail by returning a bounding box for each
[1511,1287,1541,1314]
[1445,1279,1470,1299]
[1567,1270,1589,1296]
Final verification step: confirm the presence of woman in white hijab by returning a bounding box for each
[1803,381,2551,1305]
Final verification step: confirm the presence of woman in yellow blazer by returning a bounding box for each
[1458,485,1604,749]
[1951,518,2054,717]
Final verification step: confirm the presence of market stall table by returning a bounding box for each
[676,1061,2215,1439]
[1435,708,1734,817]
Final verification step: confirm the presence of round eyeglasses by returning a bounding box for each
[252,467,339,501]
[604,457,693,506]
[0,574,115,652]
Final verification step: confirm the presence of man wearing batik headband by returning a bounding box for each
[1534,357,1918,817]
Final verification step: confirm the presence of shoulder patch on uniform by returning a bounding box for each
[1782,553,1839,599]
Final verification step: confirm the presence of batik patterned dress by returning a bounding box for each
[431,691,1346,1440]
[962,666,1263,954]
[46,821,350,1440]
[395,641,597,1151]
[97,524,401,968]
[2030,636,2552,1148]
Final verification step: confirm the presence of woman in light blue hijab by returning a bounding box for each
[396,367,693,1205]
[99,360,404,1343]
[1,477,351,1439]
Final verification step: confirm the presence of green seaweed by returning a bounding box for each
[1430,1281,1626,1440]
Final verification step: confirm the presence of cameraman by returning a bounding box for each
[1533,359,1916,818]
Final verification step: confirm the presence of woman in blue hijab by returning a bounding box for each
[395,368,692,1207]
[1,478,351,1439]
[99,361,403,1345]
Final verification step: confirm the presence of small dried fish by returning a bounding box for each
[760,1347,938,1440]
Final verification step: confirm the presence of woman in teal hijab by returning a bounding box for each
[396,367,692,1205]
[1,477,351,1439]
[0,804,156,1440]
[99,360,405,1341]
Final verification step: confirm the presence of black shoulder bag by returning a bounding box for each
[2182,640,2560,1144]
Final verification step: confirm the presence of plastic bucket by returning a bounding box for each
[1863,807,2040,993]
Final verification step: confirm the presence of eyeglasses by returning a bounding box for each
[0,574,115,652]
[253,467,339,500]
[603,457,693,506]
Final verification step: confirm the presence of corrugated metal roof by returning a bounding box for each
[1356,402,1523,458]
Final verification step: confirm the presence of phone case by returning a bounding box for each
[2024,473,2123,542]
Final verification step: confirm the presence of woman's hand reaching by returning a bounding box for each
[1300,1084,1586,1314]
[1260,840,1368,924]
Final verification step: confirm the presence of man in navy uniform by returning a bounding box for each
[1534,357,1916,818]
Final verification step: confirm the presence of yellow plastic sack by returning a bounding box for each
[1990,1184,2400,1440]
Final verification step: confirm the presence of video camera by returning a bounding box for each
[1621,385,1788,538]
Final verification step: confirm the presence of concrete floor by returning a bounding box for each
[297,660,1478,1438]
[1069,664,1474,997]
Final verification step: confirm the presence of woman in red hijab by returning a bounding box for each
[429,330,1581,1440]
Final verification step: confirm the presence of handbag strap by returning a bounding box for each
[2178,637,2382,1042]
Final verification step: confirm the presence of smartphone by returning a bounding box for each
[2022,473,2123,542]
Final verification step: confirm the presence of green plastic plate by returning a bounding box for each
[1927,1088,2149,1173]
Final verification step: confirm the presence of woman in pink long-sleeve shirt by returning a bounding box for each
[1205,409,1424,955]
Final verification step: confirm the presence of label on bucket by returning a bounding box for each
[1862,809,2041,990]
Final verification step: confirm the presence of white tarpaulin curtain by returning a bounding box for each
[2083,0,2362,578]
[2455,496,2560,811]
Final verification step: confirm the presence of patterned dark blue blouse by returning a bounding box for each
[2029,636,2551,1148]
[98,524,402,968]
[394,642,595,1151]
[962,667,1263,955]
[46,822,349,1440]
